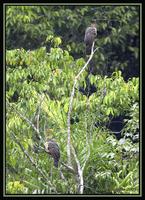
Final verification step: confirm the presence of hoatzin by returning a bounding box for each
[44,139,60,168]
[84,20,97,55]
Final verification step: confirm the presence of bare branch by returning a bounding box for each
[82,98,91,171]
[59,169,66,181]
[71,145,84,194]
[66,42,98,193]
[67,78,77,166]
[67,42,98,166]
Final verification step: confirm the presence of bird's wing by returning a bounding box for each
[47,146,60,161]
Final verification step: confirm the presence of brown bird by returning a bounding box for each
[84,21,97,55]
[44,139,60,168]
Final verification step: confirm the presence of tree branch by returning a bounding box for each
[67,42,99,166]
[7,103,42,141]
[82,98,91,171]
[61,162,76,174]
[11,132,57,192]
[70,145,84,194]
[34,94,45,132]
[67,42,98,193]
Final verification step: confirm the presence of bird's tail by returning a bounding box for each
[85,44,91,55]
[54,159,59,168]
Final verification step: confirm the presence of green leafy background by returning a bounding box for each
[6,5,139,194]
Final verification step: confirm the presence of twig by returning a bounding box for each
[59,169,66,181]
[61,162,76,174]
[7,103,42,140]
[11,132,45,177]
[35,94,45,132]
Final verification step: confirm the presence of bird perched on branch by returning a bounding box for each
[84,20,97,55]
[44,139,60,168]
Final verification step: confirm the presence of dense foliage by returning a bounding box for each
[6,5,139,80]
[6,5,140,195]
